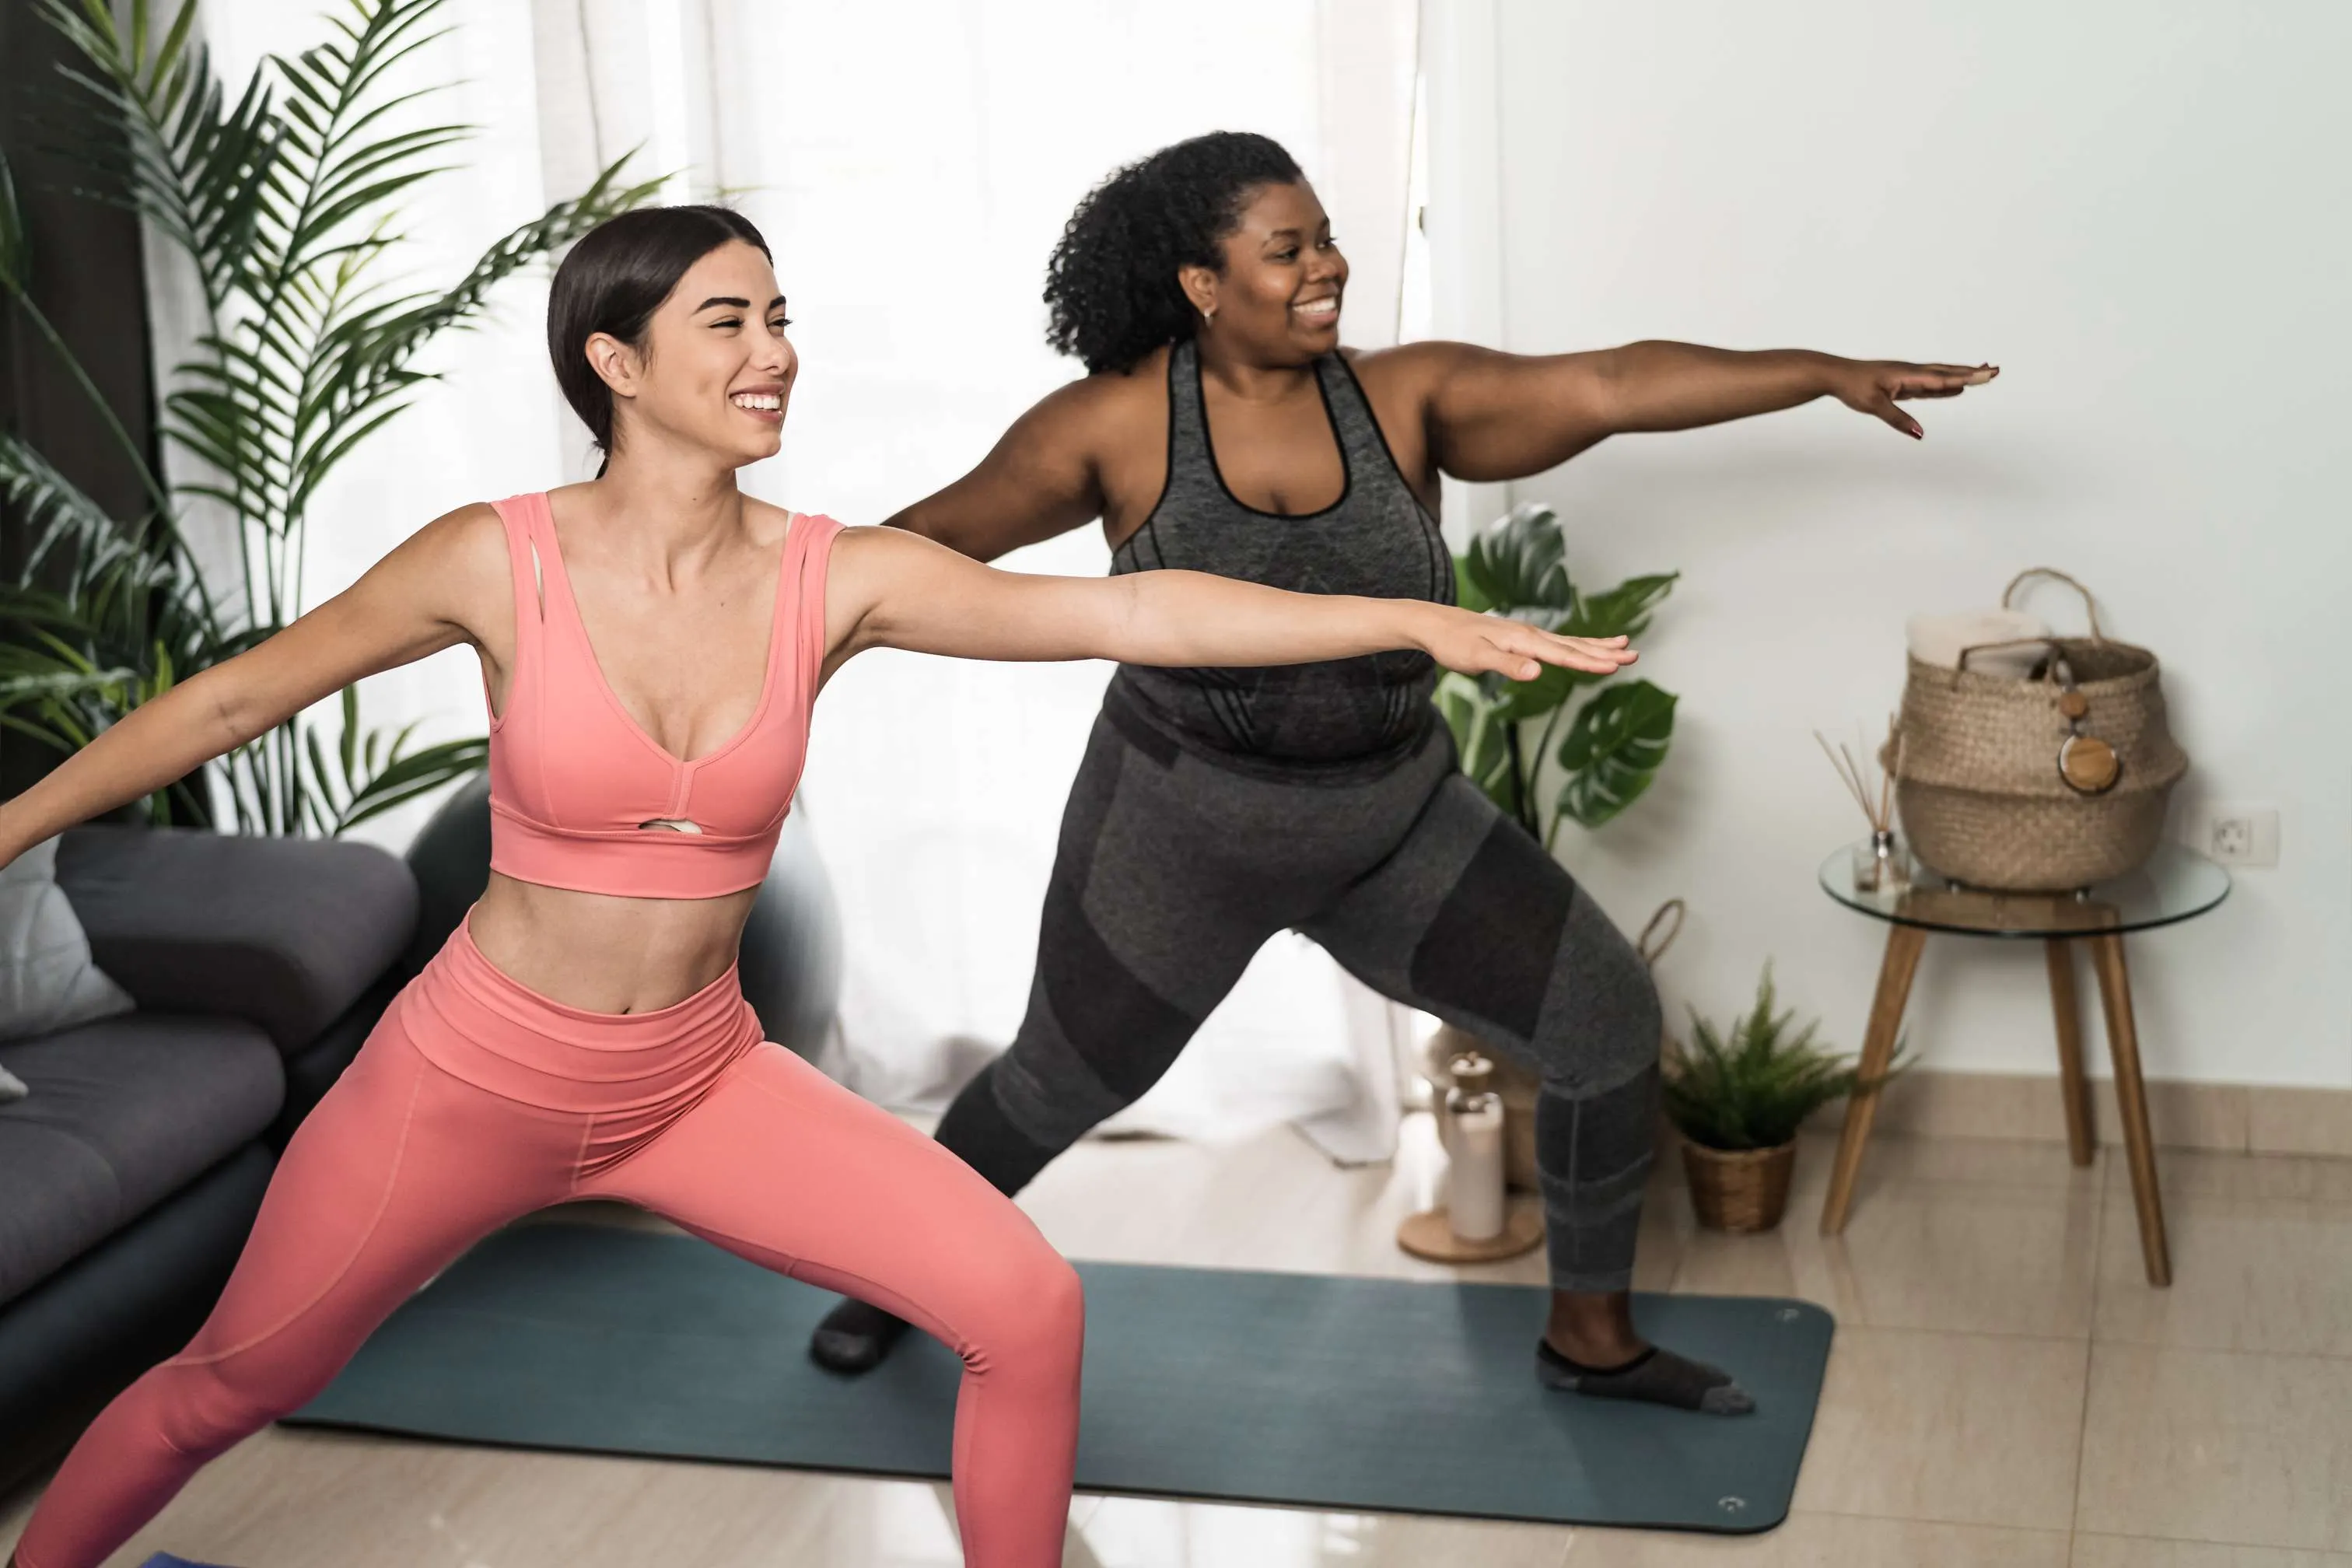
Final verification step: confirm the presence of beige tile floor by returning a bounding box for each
[5,1115,2348,1566]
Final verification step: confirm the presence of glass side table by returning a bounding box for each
[1816,839,2230,1286]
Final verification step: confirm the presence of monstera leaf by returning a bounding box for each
[1567,571,1677,642]
[1553,679,1678,829]
[1443,503,1680,842]
[1460,502,1574,623]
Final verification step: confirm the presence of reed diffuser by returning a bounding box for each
[1817,717,1909,894]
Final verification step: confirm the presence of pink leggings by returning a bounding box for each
[18,922,1083,1568]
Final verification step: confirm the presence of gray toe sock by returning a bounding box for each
[1535,1339,1756,1416]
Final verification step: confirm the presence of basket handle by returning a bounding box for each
[2002,568,2106,642]
[1636,898,1685,968]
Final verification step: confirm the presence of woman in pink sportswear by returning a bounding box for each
[0,205,1637,1568]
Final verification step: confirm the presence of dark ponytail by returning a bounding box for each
[548,205,772,474]
[1043,131,1304,376]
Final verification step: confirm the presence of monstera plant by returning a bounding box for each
[0,0,660,835]
[1440,503,1678,849]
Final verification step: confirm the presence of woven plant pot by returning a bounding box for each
[1893,572,2187,894]
[1682,1140,1797,1233]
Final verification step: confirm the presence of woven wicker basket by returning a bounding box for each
[1682,1141,1797,1233]
[1893,571,2186,893]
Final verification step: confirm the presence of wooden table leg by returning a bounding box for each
[2088,933,2172,1286]
[2046,939,2095,1167]
[1821,923,1927,1235]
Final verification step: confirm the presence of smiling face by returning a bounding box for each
[586,240,797,470]
[1181,180,1347,366]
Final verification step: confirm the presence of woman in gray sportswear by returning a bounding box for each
[810,131,1994,1413]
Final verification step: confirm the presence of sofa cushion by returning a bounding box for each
[0,835,135,1044]
[0,1013,282,1308]
[57,826,418,1055]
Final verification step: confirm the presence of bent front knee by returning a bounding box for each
[956,1251,1084,1374]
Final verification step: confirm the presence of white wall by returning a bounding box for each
[1451,1,2352,1087]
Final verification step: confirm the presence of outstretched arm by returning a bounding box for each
[0,505,502,863]
[882,380,1108,562]
[824,526,1635,683]
[1409,340,1998,482]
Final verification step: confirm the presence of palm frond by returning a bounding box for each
[0,430,120,576]
[292,688,486,835]
[37,0,282,317]
[11,0,662,839]
[0,146,27,295]
[1663,964,1906,1150]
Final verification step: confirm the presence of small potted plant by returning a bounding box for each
[1664,965,1896,1232]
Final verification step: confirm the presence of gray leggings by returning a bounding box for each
[935,698,1664,1293]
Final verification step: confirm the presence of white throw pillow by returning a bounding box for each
[0,835,135,1045]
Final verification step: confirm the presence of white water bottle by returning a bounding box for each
[1444,1052,1507,1243]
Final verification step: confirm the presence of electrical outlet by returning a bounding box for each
[2200,804,2280,867]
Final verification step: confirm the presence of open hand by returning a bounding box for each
[1418,604,1639,682]
[1829,359,1998,439]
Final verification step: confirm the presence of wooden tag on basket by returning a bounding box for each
[2059,733,2121,794]
[2049,655,2122,796]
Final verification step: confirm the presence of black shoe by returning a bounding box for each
[808,1295,913,1375]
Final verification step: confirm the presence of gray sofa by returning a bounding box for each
[0,825,418,1493]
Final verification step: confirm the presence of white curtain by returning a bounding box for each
[178,0,1427,1161]
[570,0,1432,1157]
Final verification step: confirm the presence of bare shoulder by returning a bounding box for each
[1017,352,1163,449]
[1345,340,1485,397]
[369,499,503,589]
[411,498,509,559]
[819,523,938,649]
[826,520,965,596]
[741,493,800,546]
[369,499,516,642]
[826,520,918,569]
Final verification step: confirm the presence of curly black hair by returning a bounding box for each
[1044,131,1306,376]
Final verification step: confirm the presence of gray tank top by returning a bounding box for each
[1108,338,1453,770]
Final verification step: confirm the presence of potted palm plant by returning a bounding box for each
[0,0,660,835]
[1664,964,1895,1232]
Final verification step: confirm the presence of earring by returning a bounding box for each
[1201,303,1216,324]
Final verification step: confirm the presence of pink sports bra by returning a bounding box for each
[482,492,842,900]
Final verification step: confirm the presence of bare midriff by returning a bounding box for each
[467,870,761,1015]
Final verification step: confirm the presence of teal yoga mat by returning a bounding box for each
[290,1222,1831,1533]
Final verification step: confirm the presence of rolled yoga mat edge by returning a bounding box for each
[289,1222,1832,1535]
